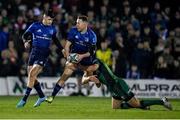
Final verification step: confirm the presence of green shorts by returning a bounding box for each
[112,91,134,101]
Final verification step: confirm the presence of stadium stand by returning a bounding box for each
[0,0,180,79]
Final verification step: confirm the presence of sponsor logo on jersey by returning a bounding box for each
[39,61,44,64]
[75,35,79,39]
[37,29,42,32]
[85,37,89,42]
[50,30,53,34]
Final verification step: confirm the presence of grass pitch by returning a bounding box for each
[0,96,179,119]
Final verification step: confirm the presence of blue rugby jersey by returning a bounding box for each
[67,27,97,65]
[67,27,97,54]
[24,22,57,49]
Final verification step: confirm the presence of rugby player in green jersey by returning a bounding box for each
[81,59,172,110]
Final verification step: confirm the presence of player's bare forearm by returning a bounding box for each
[64,40,72,58]
[82,75,100,84]
[82,52,90,58]
[64,48,70,58]
[78,52,90,61]
[62,49,66,57]
[82,71,100,84]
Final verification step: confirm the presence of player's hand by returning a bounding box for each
[24,41,31,49]
[82,75,99,84]
[89,75,101,88]
[89,75,99,83]
[76,54,83,62]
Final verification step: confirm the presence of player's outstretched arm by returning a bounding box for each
[82,71,100,84]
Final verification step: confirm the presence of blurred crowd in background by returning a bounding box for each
[0,0,180,80]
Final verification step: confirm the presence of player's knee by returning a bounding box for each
[112,98,121,109]
[66,63,76,70]
[34,79,39,85]
[63,66,75,76]
[58,80,65,86]
[127,97,141,108]
[63,69,73,76]
[131,103,141,108]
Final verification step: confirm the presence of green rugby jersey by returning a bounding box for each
[96,59,132,100]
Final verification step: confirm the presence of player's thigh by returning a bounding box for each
[79,64,99,72]
[63,63,77,74]
[112,97,123,109]
[65,62,77,71]
[28,65,39,83]
[127,97,141,108]
[57,64,76,84]
[28,65,40,84]
[27,66,33,74]
[29,64,43,77]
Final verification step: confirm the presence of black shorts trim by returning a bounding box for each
[112,92,135,101]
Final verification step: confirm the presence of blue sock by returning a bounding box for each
[22,87,32,102]
[52,83,62,97]
[34,82,45,98]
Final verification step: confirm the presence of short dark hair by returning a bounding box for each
[44,9,56,18]
[77,15,88,22]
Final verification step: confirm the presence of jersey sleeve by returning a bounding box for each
[87,30,97,55]
[22,23,36,41]
[52,26,63,51]
[53,26,57,36]
[91,31,97,45]
[25,22,36,33]
[67,28,75,43]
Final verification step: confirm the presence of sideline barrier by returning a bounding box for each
[0,77,179,98]
[0,77,8,95]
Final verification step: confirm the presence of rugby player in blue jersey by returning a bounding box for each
[46,15,98,103]
[16,9,63,108]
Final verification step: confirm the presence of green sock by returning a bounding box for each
[140,100,163,108]
[121,102,134,109]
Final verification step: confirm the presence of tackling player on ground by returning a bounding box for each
[16,9,63,108]
[82,59,172,110]
[81,59,172,110]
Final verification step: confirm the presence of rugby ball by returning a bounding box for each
[67,53,79,63]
